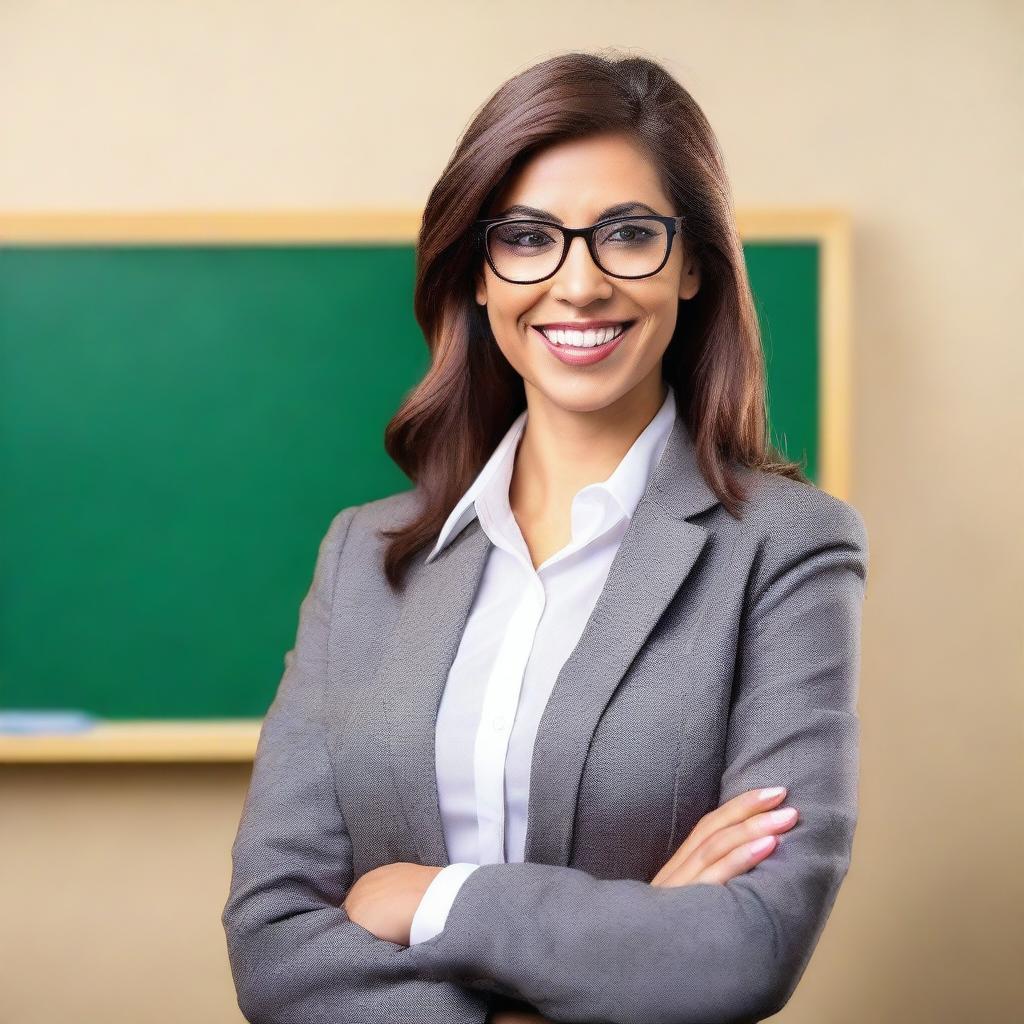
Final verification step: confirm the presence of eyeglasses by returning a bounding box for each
[473,214,686,284]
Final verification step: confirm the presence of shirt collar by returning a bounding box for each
[424,384,677,564]
[588,383,676,522]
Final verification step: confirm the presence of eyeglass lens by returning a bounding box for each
[486,217,671,282]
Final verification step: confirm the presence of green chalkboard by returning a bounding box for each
[0,237,821,721]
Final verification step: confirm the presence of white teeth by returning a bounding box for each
[538,323,628,347]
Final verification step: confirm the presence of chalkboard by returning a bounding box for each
[0,212,849,735]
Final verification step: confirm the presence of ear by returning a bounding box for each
[679,251,700,301]
[475,268,488,306]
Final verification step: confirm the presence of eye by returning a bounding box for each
[605,224,656,243]
[510,231,551,247]
[492,224,557,249]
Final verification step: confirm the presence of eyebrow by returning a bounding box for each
[491,201,662,224]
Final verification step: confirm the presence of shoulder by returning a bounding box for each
[733,466,867,553]
[317,488,422,573]
[727,466,869,589]
[330,488,420,538]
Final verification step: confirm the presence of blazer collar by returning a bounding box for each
[376,410,720,869]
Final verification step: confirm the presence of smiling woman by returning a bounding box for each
[472,133,698,400]
[380,52,810,591]
[223,48,868,1024]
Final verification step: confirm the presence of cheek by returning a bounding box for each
[630,291,678,335]
[487,290,542,340]
[489,312,528,350]
[639,283,679,315]
[629,305,680,364]
[486,310,534,373]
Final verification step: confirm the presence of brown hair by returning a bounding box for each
[379,49,808,591]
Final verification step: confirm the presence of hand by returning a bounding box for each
[342,862,442,945]
[651,786,798,887]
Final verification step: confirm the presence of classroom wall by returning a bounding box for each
[2,2,1021,1021]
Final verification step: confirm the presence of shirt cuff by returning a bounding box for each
[409,862,480,945]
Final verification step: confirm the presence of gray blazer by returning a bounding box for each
[222,412,868,1024]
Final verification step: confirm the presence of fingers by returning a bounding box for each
[657,802,800,888]
[688,828,780,885]
[651,786,789,886]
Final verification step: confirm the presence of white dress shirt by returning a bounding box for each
[408,383,677,944]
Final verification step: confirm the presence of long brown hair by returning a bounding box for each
[379,49,807,591]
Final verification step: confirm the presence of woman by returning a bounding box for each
[223,51,868,1024]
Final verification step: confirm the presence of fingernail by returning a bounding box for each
[759,786,787,800]
[770,807,797,824]
[749,836,775,854]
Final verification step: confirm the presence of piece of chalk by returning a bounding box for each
[0,710,99,734]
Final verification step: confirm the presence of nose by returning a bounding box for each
[548,234,613,304]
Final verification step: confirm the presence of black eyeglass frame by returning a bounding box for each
[473,214,686,284]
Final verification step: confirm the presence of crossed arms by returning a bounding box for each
[223,495,868,1024]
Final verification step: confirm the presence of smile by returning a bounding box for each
[531,320,637,367]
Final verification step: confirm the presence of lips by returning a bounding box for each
[531,320,634,366]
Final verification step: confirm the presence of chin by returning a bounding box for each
[532,378,632,415]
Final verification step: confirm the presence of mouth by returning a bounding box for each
[530,319,638,367]
[531,320,637,349]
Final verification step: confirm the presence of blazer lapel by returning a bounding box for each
[378,411,721,870]
[378,514,493,869]
[523,413,720,865]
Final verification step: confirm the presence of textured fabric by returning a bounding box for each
[410,385,676,945]
[222,397,869,1024]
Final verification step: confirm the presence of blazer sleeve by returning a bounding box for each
[406,492,869,1024]
[221,507,493,1024]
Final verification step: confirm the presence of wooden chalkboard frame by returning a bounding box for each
[0,208,851,762]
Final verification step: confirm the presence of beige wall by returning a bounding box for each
[2,2,1021,1021]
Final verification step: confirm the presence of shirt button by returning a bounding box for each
[492,716,505,731]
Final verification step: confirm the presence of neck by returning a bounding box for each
[510,372,669,518]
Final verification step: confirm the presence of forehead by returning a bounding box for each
[492,132,671,219]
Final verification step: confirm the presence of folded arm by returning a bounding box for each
[406,494,869,1024]
[222,507,492,1024]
